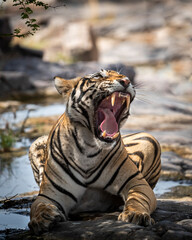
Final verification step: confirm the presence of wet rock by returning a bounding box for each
[1,198,192,240]
[162,230,192,240]
[160,185,192,199]
[161,151,192,180]
[177,219,192,233]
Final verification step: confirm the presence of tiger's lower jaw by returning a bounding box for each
[97,130,120,142]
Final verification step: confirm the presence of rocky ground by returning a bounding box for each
[0,195,192,240]
[0,0,192,239]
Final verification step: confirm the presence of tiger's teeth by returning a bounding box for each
[102,130,107,138]
[111,93,116,107]
[112,132,120,139]
[126,96,130,110]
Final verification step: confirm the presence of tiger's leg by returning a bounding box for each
[29,135,48,186]
[28,154,87,234]
[101,134,161,226]
[116,132,161,225]
[122,132,161,189]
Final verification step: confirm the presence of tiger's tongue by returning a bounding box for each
[100,108,118,136]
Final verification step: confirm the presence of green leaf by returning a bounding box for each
[21,12,29,19]
[14,28,21,34]
[25,7,33,14]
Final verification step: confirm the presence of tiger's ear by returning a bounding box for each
[54,77,79,98]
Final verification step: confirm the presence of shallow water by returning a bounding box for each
[0,102,66,129]
[0,154,38,199]
[0,209,29,231]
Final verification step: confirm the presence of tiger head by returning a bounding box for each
[54,69,135,142]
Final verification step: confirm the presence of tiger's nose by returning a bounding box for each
[119,78,130,88]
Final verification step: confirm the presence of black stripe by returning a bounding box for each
[136,190,151,202]
[134,136,159,177]
[79,85,95,102]
[71,107,89,128]
[145,160,161,184]
[120,115,129,123]
[149,165,161,183]
[87,139,121,175]
[31,161,39,174]
[126,183,147,192]
[72,130,84,154]
[56,126,91,177]
[38,193,66,217]
[87,148,102,158]
[44,171,77,203]
[124,143,138,147]
[128,151,144,160]
[126,154,136,165]
[76,78,87,102]
[81,101,89,108]
[84,140,95,148]
[50,128,87,187]
[130,197,149,211]
[85,89,97,101]
[87,140,122,185]
[78,105,91,128]
[51,147,87,187]
[103,155,128,190]
[88,89,97,100]
[117,170,140,195]
[71,82,79,100]
[134,137,158,157]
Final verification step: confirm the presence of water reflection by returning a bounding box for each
[0,209,29,230]
[0,154,38,199]
[0,103,66,129]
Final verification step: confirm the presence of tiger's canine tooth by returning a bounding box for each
[102,130,107,138]
[111,93,116,107]
[112,132,120,139]
[126,95,130,110]
[122,98,125,104]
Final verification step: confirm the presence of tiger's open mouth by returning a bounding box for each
[96,92,131,141]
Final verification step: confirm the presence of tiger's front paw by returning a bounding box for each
[118,211,155,226]
[28,202,65,235]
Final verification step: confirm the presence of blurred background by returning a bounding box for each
[0,0,192,231]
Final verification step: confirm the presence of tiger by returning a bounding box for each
[28,69,161,235]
